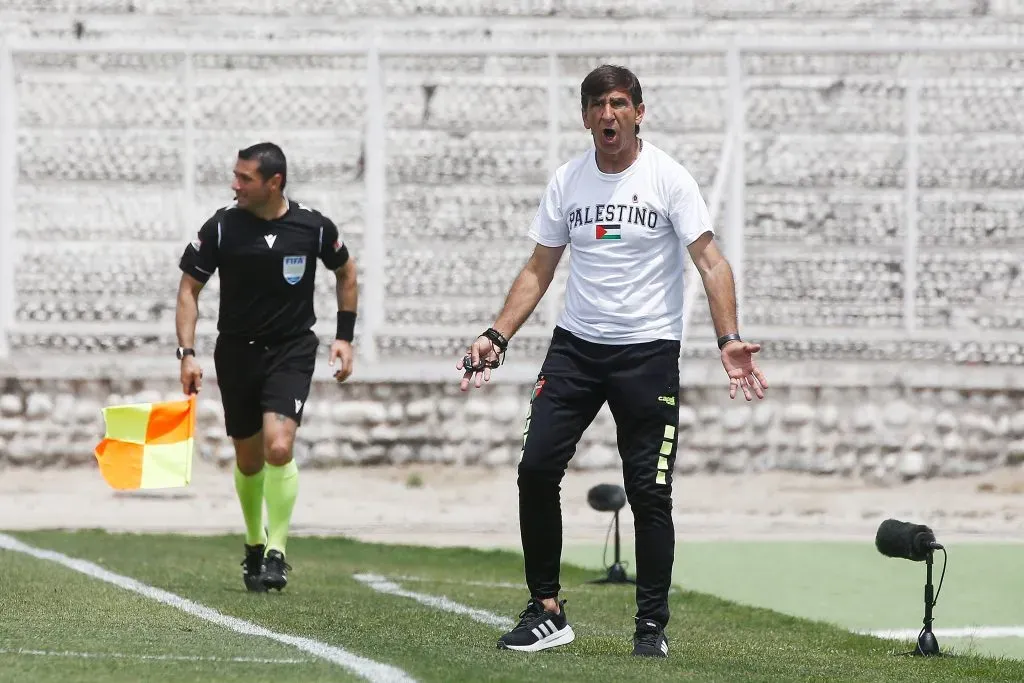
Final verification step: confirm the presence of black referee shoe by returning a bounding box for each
[241,543,266,593]
[497,598,575,652]
[632,619,669,658]
[262,549,291,591]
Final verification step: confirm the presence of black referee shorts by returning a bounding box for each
[213,331,318,439]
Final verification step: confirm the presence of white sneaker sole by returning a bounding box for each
[500,625,575,652]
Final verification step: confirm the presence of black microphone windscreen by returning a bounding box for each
[875,519,934,561]
[587,484,626,512]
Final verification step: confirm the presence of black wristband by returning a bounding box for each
[717,332,742,350]
[482,327,508,352]
[336,311,356,342]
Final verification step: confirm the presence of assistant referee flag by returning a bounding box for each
[94,395,196,490]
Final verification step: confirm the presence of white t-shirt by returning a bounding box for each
[528,139,714,344]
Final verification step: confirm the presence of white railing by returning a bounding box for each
[0,42,15,360]
[1,36,1022,378]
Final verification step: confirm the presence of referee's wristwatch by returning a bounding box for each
[176,347,195,360]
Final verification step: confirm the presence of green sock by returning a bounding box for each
[264,459,299,556]
[234,466,267,546]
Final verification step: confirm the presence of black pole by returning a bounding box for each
[613,509,621,565]
[587,509,635,585]
[915,550,940,656]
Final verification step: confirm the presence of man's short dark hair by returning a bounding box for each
[238,142,287,190]
[580,65,644,135]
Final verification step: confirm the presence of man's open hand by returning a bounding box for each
[721,341,768,401]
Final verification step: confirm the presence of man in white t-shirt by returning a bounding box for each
[457,65,768,658]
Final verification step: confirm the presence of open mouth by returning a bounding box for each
[602,128,617,143]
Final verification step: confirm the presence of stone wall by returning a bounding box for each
[2,363,1022,483]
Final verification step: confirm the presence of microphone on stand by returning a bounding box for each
[586,484,635,586]
[874,518,947,657]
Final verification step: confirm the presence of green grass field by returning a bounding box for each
[2,530,1023,683]
[564,538,1024,662]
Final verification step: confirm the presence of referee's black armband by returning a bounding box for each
[336,311,356,342]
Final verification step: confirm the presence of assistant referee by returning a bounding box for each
[176,142,358,592]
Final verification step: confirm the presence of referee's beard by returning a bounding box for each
[234,191,261,211]
[236,189,284,220]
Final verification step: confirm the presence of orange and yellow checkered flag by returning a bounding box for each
[93,395,196,490]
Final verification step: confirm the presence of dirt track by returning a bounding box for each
[3,461,1023,547]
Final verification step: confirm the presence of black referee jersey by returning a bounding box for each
[179,199,350,342]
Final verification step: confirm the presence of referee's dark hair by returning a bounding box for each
[580,65,644,135]
[238,142,287,190]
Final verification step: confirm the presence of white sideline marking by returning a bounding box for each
[386,574,679,596]
[0,534,415,683]
[865,626,1024,639]
[0,649,309,664]
[389,575,524,590]
[354,573,513,628]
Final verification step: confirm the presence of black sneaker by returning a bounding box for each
[262,549,291,591]
[496,598,575,652]
[633,619,669,658]
[241,544,266,593]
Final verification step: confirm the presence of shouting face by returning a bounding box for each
[582,88,645,159]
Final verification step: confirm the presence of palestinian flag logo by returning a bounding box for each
[596,224,621,240]
[532,377,546,401]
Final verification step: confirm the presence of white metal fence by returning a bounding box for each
[1,37,1022,377]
